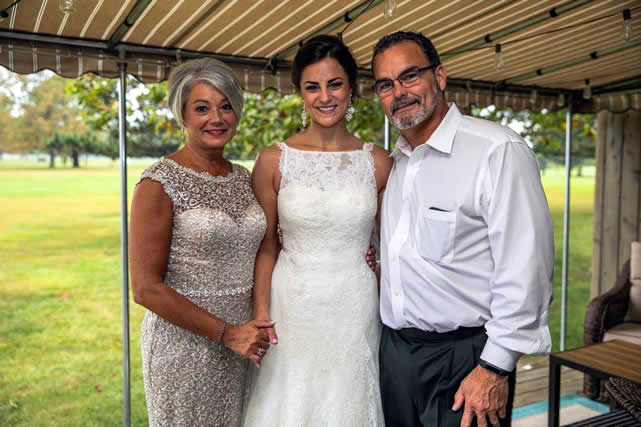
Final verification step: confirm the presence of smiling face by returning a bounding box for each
[300,57,352,129]
[372,40,446,130]
[182,81,238,150]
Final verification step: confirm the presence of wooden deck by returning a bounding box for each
[514,355,584,408]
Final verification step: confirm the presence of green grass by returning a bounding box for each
[0,157,594,425]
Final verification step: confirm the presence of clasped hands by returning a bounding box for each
[223,320,277,368]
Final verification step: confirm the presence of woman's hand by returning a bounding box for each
[223,320,275,368]
[366,246,377,271]
[255,315,278,346]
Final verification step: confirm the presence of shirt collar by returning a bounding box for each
[390,102,462,160]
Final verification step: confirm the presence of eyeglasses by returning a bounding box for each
[373,65,438,96]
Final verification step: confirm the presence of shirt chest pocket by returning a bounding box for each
[415,206,456,263]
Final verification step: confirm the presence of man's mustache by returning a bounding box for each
[391,96,421,114]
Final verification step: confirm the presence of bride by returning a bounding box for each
[243,35,392,426]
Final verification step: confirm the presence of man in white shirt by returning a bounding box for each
[372,31,554,427]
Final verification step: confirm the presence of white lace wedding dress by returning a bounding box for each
[243,142,384,427]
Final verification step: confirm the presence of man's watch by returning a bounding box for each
[479,359,511,377]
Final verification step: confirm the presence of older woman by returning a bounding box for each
[129,58,272,426]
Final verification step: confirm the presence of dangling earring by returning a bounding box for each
[301,106,308,127]
[345,98,355,121]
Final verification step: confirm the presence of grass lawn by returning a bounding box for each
[0,157,594,425]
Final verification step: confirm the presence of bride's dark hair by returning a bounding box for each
[291,35,358,97]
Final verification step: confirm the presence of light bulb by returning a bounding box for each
[623,9,632,41]
[58,0,77,14]
[556,92,565,107]
[494,44,504,71]
[384,0,397,20]
[529,89,537,105]
[583,79,592,100]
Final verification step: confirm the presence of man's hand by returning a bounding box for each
[452,365,509,427]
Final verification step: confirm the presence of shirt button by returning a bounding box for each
[393,290,400,296]
[392,256,398,262]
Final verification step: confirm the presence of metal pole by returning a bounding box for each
[560,103,572,351]
[118,50,131,427]
[384,115,391,151]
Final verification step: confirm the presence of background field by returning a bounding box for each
[0,157,594,426]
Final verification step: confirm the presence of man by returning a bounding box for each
[372,31,554,427]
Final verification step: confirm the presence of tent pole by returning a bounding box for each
[560,103,573,351]
[118,50,131,427]
[384,116,391,151]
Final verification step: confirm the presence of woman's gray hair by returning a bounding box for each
[167,58,244,127]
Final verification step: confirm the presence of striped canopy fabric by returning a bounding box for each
[0,0,640,112]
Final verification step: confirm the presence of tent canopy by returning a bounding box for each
[1,0,640,111]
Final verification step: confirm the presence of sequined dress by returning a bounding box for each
[242,143,385,426]
[138,158,266,427]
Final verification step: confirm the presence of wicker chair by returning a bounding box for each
[583,242,641,400]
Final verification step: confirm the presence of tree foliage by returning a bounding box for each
[0,72,87,156]
[1,71,597,171]
[66,74,182,159]
[472,107,597,174]
[44,132,98,168]
[66,76,389,160]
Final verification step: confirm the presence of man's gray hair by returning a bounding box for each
[168,58,244,127]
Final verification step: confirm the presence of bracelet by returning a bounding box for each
[479,359,511,377]
[219,321,227,345]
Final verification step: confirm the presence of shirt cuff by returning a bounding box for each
[480,339,522,372]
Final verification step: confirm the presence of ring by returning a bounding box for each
[257,348,265,357]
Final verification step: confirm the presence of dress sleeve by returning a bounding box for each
[478,140,554,372]
[137,160,178,205]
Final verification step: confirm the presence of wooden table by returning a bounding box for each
[548,340,641,427]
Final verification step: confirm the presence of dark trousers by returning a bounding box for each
[379,325,516,427]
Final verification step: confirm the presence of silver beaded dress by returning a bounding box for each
[138,158,266,427]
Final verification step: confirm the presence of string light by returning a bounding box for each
[384,0,397,20]
[58,0,77,14]
[0,0,23,23]
[623,9,632,41]
[556,92,566,107]
[494,44,504,71]
[441,6,641,59]
[583,79,592,99]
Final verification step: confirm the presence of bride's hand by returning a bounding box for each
[223,320,274,368]
[365,245,377,271]
[254,312,279,345]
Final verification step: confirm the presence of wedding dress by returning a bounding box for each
[243,142,384,426]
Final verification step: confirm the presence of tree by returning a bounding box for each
[67,74,182,159]
[12,74,87,155]
[472,107,596,175]
[0,93,16,156]
[43,132,96,168]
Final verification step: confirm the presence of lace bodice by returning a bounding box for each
[277,142,377,267]
[278,142,376,191]
[138,158,266,304]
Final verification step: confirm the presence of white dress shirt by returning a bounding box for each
[380,103,554,372]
